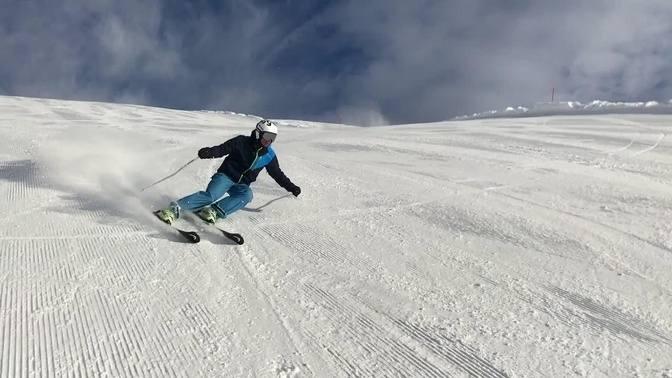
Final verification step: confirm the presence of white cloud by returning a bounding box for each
[0,1,670,123]
[332,0,672,122]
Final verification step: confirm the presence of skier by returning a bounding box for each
[156,119,301,225]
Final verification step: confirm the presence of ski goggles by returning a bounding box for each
[260,132,277,143]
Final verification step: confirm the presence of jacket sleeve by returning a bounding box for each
[265,156,298,192]
[204,136,241,158]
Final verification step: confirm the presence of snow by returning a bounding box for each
[1,94,672,377]
[456,99,672,120]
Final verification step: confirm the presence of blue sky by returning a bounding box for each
[1,0,671,124]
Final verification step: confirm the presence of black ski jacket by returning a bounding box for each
[199,134,299,192]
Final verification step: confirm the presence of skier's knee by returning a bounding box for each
[200,190,216,203]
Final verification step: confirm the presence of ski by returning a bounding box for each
[190,215,245,245]
[153,210,201,243]
[217,227,244,245]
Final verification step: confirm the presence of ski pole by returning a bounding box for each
[141,157,198,192]
[243,194,292,212]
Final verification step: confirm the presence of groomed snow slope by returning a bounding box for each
[1,96,671,377]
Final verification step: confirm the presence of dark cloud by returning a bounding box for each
[1,0,671,124]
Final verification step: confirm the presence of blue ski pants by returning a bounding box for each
[174,173,252,218]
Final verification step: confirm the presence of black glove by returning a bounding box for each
[290,186,301,197]
[198,147,213,159]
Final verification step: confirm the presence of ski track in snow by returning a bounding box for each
[1,96,672,376]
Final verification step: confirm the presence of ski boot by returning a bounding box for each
[156,204,180,225]
[197,206,218,224]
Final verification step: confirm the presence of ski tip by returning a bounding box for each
[221,230,244,245]
[179,230,201,243]
[153,210,200,243]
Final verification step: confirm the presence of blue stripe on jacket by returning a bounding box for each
[252,147,275,170]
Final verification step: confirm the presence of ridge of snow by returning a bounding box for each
[454,99,672,120]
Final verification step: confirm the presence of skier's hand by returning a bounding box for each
[290,186,301,197]
[198,147,213,159]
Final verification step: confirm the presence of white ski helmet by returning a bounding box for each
[254,119,278,146]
